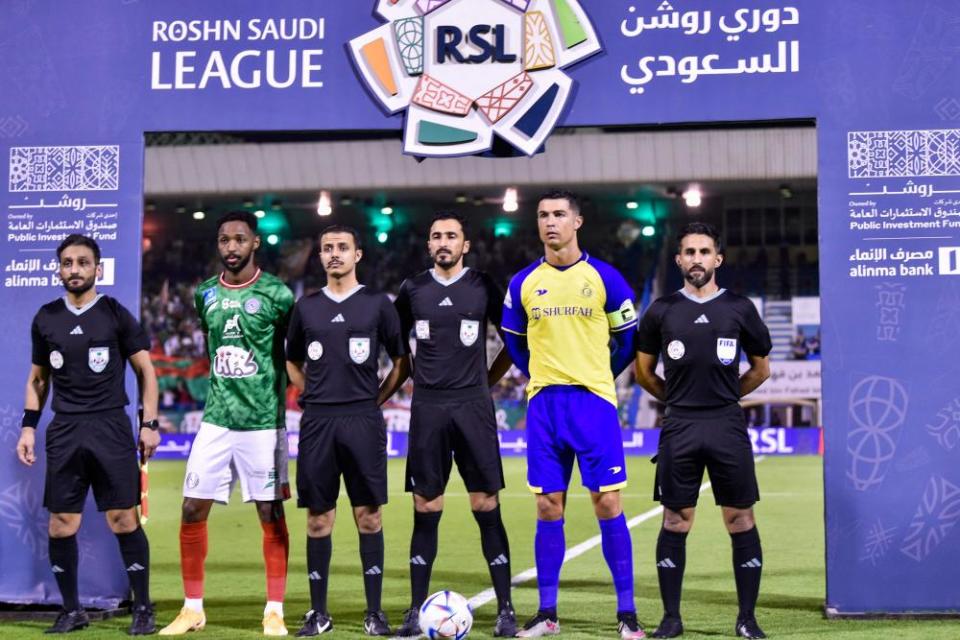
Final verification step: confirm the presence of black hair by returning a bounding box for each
[319,224,362,250]
[56,234,100,264]
[538,188,582,214]
[676,221,724,255]
[216,210,259,236]
[429,211,469,239]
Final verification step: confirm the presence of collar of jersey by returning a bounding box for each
[62,293,104,316]
[219,268,261,289]
[541,251,588,272]
[429,267,470,287]
[678,287,726,304]
[323,283,365,303]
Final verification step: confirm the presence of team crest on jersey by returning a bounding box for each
[222,313,243,339]
[716,338,738,365]
[244,297,261,314]
[213,346,259,378]
[308,341,324,361]
[416,320,430,340]
[202,288,218,307]
[580,283,593,298]
[349,337,371,364]
[667,340,685,360]
[88,347,109,373]
[460,319,480,346]
[49,350,64,370]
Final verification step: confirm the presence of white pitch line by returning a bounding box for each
[467,455,767,610]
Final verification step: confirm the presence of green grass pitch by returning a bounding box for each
[2,456,957,638]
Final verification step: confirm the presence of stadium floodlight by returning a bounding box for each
[503,187,519,213]
[626,201,639,210]
[254,209,266,219]
[377,231,389,244]
[455,193,468,204]
[317,190,333,216]
[381,204,394,215]
[683,186,702,208]
[641,225,656,237]
[192,210,205,220]
[267,234,279,245]
[339,195,353,206]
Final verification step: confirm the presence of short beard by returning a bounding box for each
[684,268,713,289]
[63,276,95,296]
[220,252,251,274]
[433,251,460,269]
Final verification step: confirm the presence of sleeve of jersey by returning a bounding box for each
[275,285,296,333]
[30,316,46,366]
[599,263,638,333]
[393,280,414,341]
[483,274,506,331]
[500,273,527,336]
[194,288,209,334]
[285,303,306,362]
[740,299,773,357]
[380,295,410,358]
[117,302,151,358]
[635,304,662,356]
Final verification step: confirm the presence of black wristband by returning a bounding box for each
[140,419,160,431]
[21,409,41,429]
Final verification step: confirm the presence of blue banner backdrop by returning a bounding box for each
[1,0,959,614]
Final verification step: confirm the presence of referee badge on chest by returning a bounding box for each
[415,320,430,340]
[349,337,371,364]
[88,346,109,373]
[459,319,480,346]
[49,350,64,370]
[307,341,323,361]
[716,338,738,365]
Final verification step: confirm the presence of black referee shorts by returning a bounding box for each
[654,404,759,511]
[44,409,140,513]
[297,401,388,513]
[405,386,505,499]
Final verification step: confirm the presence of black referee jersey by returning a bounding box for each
[285,285,408,405]
[31,294,150,413]
[393,268,504,391]
[635,288,772,408]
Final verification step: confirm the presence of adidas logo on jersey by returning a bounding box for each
[126,563,145,572]
[364,565,382,575]
[439,297,453,306]
[70,325,83,335]
[489,554,509,567]
[656,558,677,569]
[694,314,710,324]
[308,571,322,581]
[740,558,762,568]
[410,555,427,566]
[331,314,345,323]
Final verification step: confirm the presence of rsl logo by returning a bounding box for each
[350,0,601,157]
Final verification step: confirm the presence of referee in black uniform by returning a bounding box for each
[15,234,160,635]
[392,212,517,638]
[285,225,409,637]
[634,222,771,639]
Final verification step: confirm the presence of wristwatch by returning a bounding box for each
[141,419,160,431]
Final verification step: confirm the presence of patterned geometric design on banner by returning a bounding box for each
[926,397,960,451]
[845,375,907,491]
[476,72,534,123]
[416,0,452,14]
[524,11,556,71]
[361,38,399,96]
[9,145,120,192]
[497,0,530,10]
[412,75,473,116]
[418,120,479,145]
[847,129,960,178]
[552,0,588,48]
[394,17,424,76]
[860,519,896,566]
[900,476,960,562]
[514,83,560,138]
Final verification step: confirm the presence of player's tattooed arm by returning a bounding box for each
[634,351,665,401]
[739,354,770,397]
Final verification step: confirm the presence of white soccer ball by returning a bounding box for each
[418,590,473,640]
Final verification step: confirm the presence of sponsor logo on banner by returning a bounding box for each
[460,319,480,346]
[938,247,960,275]
[213,346,258,378]
[88,347,109,373]
[716,338,737,365]
[95,258,115,286]
[307,341,323,361]
[667,340,685,360]
[349,0,601,157]
[350,337,371,364]
[416,320,430,340]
